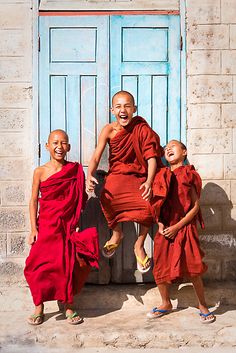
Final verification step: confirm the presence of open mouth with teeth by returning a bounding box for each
[119,114,128,120]
[55,150,64,156]
[167,152,174,157]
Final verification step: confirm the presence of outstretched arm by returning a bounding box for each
[28,168,41,245]
[140,157,157,201]
[86,125,110,193]
[163,186,200,239]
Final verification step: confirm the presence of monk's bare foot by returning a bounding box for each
[134,244,151,273]
[65,307,83,325]
[199,305,215,324]
[102,232,123,258]
[27,303,44,325]
[147,303,173,319]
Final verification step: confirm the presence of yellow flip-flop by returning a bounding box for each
[136,254,152,273]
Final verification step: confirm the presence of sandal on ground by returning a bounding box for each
[147,307,172,319]
[27,313,44,325]
[199,311,216,324]
[102,238,123,258]
[66,311,83,325]
[135,253,151,273]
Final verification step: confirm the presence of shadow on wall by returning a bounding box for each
[200,182,236,281]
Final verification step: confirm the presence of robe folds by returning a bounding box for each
[100,116,171,229]
[24,162,99,306]
[153,165,207,285]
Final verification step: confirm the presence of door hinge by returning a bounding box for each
[180,36,183,51]
[38,36,40,52]
[38,143,41,158]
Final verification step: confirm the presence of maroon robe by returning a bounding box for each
[100,116,170,229]
[24,162,99,306]
[153,165,207,284]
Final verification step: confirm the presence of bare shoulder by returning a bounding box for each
[100,123,115,139]
[33,163,50,182]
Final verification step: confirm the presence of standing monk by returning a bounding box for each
[86,91,170,273]
[24,129,99,325]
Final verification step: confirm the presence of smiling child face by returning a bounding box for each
[111,92,137,127]
[164,140,187,165]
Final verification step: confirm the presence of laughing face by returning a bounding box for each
[111,92,137,127]
[164,140,187,166]
[46,130,70,162]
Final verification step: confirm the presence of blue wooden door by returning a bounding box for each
[39,14,181,284]
[39,16,109,166]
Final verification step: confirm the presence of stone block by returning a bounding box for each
[188,76,232,103]
[0,4,32,29]
[189,154,224,179]
[0,208,28,231]
[230,25,236,49]
[0,57,31,82]
[0,29,30,56]
[222,103,236,127]
[233,76,236,102]
[187,128,232,154]
[221,0,236,24]
[0,233,7,257]
[222,259,236,280]
[0,84,32,108]
[1,182,30,205]
[7,232,27,256]
[201,180,230,205]
[222,50,236,74]
[187,104,221,128]
[201,206,222,230]
[187,50,220,75]
[234,129,236,153]
[231,181,236,204]
[224,154,236,179]
[186,0,220,25]
[0,158,30,180]
[0,109,26,130]
[0,260,22,279]
[0,133,26,156]
[188,25,229,50]
[202,258,222,281]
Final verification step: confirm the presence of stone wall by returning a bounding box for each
[0,0,235,284]
[186,0,236,280]
[0,0,33,283]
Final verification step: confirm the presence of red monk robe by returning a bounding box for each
[153,165,207,284]
[100,116,171,229]
[24,162,99,306]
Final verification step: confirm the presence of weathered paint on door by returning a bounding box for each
[39,14,181,284]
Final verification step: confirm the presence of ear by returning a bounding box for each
[67,144,71,152]
[133,105,137,113]
[110,107,114,115]
[183,149,187,158]
[45,142,49,150]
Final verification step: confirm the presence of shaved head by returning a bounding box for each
[112,90,135,106]
[48,129,69,143]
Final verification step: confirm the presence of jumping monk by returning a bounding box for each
[24,129,99,325]
[86,91,170,273]
[147,140,215,324]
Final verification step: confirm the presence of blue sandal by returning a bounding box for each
[147,307,172,319]
[199,311,215,324]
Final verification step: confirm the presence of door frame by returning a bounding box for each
[33,3,186,167]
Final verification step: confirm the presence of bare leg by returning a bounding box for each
[157,282,173,310]
[191,276,215,322]
[134,224,150,270]
[108,223,123,244]
[147,282,172,318]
